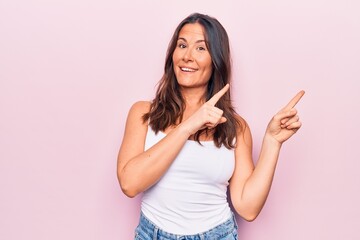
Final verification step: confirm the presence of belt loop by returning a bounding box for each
[153,226,159,240]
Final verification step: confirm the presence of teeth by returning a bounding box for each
[181,67,196,72]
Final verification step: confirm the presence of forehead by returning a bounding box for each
[178,23,206,41]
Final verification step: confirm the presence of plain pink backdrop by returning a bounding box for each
[1,0,359,239]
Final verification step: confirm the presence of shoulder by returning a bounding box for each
[233,113,252,147]
[234,113,249,133]
[127,101,151,119]
[124,101,152,127]
[129,101,151,114]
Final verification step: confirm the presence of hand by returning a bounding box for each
[266,90,305,144]
[184,84,230,135]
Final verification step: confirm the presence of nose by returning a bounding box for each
[182,47,194,62]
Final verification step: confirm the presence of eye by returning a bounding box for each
[197,46,207,51]
[178,43,186,49]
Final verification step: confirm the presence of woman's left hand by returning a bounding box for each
[266,90,305,144]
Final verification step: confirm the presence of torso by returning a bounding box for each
[140,126,235,235]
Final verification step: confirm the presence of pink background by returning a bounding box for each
[1,0,359,239]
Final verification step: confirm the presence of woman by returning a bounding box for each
[117,13,304,239]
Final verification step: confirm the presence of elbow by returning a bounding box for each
[121,185,139,198]
[241,213,258,222]
[117,172,140,198]
[233,205,260,222]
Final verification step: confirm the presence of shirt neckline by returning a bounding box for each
[155,129,216,145]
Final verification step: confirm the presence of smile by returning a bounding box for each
[180,67,197,72]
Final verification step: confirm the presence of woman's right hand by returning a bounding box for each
[182,84,230,135]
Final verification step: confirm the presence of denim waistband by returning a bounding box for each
[135,211,238,240]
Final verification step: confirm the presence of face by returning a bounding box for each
[172,23,213,89]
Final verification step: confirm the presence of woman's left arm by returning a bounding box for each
[229,91,305,221]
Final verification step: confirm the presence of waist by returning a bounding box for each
[141,186,232,235]
[136,211,238,239]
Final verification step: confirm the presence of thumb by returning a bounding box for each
[219,117,227,124]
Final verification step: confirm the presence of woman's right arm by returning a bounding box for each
[118,85,229,198]
[117,101,191,198]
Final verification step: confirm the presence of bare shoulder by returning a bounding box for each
[234,113,250,134]
[129,101,151,116]
[125,101,151,131]
[118,101,151,174]
[234,113,252,148]
[121,101,151,149]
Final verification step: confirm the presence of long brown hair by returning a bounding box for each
[143,13,242,149]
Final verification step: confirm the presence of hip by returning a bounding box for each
[134,211,238,240]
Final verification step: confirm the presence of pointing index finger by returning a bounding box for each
[207,84,230,106]
[283,90,305,110]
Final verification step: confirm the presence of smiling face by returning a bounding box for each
[172,23,213,90]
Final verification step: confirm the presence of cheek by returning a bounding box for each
[204,60,213,75]
[201,55,212,73]
[204,65,213,82]
[172,49,181,63]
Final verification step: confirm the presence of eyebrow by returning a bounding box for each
[177,37,206,43]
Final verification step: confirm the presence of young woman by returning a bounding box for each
[117,13,304,240]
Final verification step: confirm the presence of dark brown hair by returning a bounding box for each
[143,13,241,149]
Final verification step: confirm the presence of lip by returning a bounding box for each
[179,66,198,72]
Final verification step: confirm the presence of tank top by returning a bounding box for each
[141,126,235,235]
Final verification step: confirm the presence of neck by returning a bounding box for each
[180,86,207,107]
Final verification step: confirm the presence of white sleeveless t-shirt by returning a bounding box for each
[141,127,235,235]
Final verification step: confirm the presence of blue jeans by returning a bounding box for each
[135,212,238,240]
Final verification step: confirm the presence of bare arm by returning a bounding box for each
[117,101,190,198]
[117,85,231,198]
[230,91,305,221]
